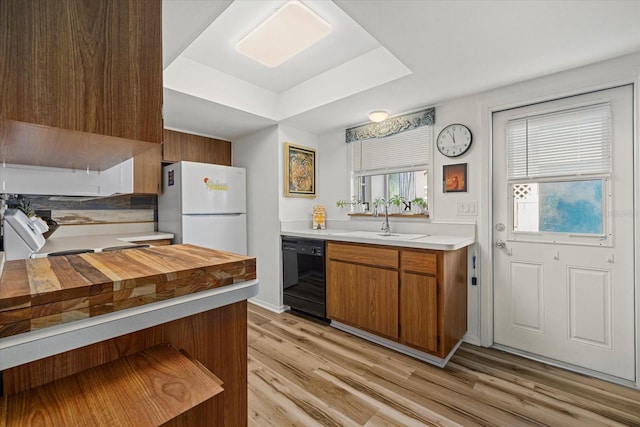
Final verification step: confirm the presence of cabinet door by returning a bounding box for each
[133,145,161,194]
[400,272,438,353]
[163,129,231,165]
[326,260,357,324]
[327,260,398,339]
[0,0,162,143]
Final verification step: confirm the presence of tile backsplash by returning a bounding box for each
[6,194,156,225]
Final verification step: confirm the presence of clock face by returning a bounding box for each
[437,124,472,157]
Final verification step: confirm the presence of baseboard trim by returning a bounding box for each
[331,321,463,368]
[491,343,638,389]
[248,298,287,314]
[463,333,482,347]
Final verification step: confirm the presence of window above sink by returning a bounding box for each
[345,112,433,218]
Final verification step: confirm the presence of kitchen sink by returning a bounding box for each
[332,231,428,240]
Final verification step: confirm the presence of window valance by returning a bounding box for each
[345,107,435,143]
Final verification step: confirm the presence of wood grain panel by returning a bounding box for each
[0,244,255,337]
[400,272,438,352]
[327,242,398,269]
[401,250,437,275]
[361,264,398,338]
[0,119,157,171]
[3,302,248,427]
[0,345,224,426]
[0,0,162,143]
[440,247,467,357]
[133,144,162,194]
[163,129,232,165]
[326,259,358,324]
[327,260,398,339]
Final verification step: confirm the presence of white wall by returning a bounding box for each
[232,126,282,310]
[233,124,320,311]
[278,125,319,221]
[318,129,350,220]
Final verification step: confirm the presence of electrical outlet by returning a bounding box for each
[457,201,478,216]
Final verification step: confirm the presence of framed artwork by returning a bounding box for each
[443,163,467,193]
[284,142,316,198]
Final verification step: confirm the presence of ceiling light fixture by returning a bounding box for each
[368,111,389,122]
[235,0,332,68]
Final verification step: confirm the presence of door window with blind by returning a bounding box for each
[350,126,433,215]
[506,102,612,245]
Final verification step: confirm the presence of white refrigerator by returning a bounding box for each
[158,161,247,255]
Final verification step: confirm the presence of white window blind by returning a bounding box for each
[351,126,433,176]
[506,103,611,180]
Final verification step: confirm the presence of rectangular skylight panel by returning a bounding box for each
[235,1,332,68]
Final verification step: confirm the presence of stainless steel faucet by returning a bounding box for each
[378,198,391,235]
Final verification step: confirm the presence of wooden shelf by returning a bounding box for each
[0,344,224,426]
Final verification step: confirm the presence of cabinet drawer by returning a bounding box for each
[401,251,437,275]
[327,242,398,269]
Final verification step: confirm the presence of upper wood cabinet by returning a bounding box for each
[163,129,232,166]
[133,145,162,194]
[0,0,162,171]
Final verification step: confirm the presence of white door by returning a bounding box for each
[492,85,635,382]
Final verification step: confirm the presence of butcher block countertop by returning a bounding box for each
[0,244,256,339]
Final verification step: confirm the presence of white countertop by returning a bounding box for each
[281,229,474,251]
[36,231,174,256]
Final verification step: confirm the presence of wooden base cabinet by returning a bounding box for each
[327,242,467,359]
[400,272,438,353]
[327,260,398,339]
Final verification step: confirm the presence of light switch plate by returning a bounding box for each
[457,201,478,216]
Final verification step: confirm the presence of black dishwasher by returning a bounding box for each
[282,236,327,322]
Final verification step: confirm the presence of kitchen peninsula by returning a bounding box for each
[0,244,257,426]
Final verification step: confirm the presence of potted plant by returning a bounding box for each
[411,197,428,214]
[336,196,367,213]
[388,194,404,214]
[17,199,35,218]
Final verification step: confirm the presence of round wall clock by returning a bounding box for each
[436,124,473,157]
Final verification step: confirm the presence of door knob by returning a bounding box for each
[495,240,506,249]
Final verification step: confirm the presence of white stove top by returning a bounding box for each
[33,231,173,258]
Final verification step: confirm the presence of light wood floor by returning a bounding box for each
[248,304,640,426]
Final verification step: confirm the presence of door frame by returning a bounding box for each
[485,79,640,389]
